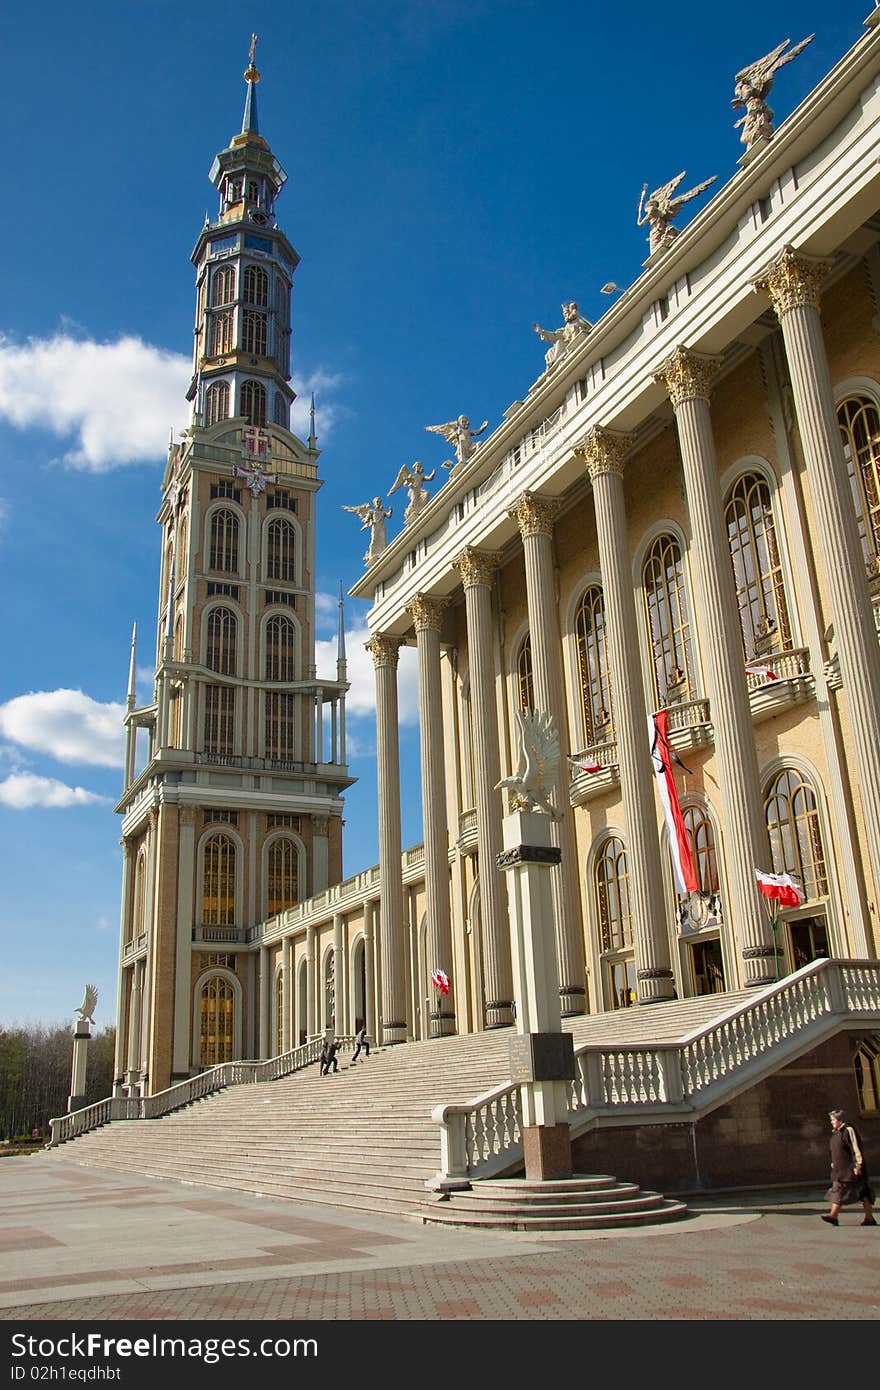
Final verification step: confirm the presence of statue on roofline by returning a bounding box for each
[637,171,717,257]
[533,301,592,370]
[389,460,436,524]
[424,414,489,469]
[342,497,392,567]
[732,35,815,151]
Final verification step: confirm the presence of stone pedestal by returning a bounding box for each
[67,1021,91,1113]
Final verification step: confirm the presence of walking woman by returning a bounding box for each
[821,1109,876,1226]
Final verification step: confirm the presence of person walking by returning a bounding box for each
[821,1108,876,1226]
[351,1024,371,1063]
[319,1038,339,1075]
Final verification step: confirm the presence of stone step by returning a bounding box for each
[422,1198,689,1231]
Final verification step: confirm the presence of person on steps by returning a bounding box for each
[351,1025,370,1063]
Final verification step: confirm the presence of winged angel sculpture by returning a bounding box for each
[495,709,561,818]
[732,35,814,150]
[342,497,392,567]
[638,171,717,257]
[424,415,489,469]
[389,460,436,524]
[75,984,98,1027]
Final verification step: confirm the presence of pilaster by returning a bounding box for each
[366,634,408,1044]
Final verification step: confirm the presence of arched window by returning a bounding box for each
[643,533,694,705]
[205,381,229,426]
[839,395,880,572]
[208,309,234,357]
[131,849,146,942]
[265,613,296,681]
[199,975,234,1067]
[575,585,613,743]
[273,392,288,427]
[173,614,184,662]
[241,380,267,427]
[202,833,236,926]
[682,804,719,896]
[206,606,237,674]
[210,264,236,307]
[266,517,296,582]
[516,635,534,714]
[265,692,296,761]
[764,768,828,901]
[275,972,284,1056]
[724,472,791,658]
[242,310,267,356]
[595,837,632,953]
[209,508,239,573]
[267,838,298,915]
[204,686,235,755]
[243,265,269,306]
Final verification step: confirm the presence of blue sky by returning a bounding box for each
[0,0,867,1027]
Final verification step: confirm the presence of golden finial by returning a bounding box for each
[244,32,260,83]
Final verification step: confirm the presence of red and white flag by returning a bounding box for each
[430,968,450,995]
[649,711,699,896]
[568,754,602,775]
[755,869,805,909]
[745,662,779,682]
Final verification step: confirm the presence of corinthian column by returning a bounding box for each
[508,495,587,1015]
[454,550,514,1028]
[406,595,456,1036]
[756,246,880,915]
[366,634,408,1043]
[654,348,775,984]
[575,431,675,1002]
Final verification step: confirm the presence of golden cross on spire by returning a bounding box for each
[244,32,260,83]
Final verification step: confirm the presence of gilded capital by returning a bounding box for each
[454,547,497,589]
[365,633,402,669]
[406,593,449,633]
[575,426,631,481]
[654,347,720,407]
[754,245,828,316]
[509,492,559,539]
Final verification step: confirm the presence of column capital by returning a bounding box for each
[406,592,449,633]
[509,492,559,540]
[754,244,830,316]
[454,547,497,589]
[312,815,330,837]
[654,346,721,407]
[575,426,633,480]
[365,633,402,669]
[178,806,196,828]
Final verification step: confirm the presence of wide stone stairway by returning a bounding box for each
[43,992,749,1225]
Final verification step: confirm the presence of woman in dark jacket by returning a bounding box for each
[822,1108,876,1226]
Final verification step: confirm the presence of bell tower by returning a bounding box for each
[114,39,353,1096]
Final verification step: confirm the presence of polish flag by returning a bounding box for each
[568,754,602,775]
[755,869,805,909]
[745,662,779,682]
[649,711,699,895]
[431,968,450,995]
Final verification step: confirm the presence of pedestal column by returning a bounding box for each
[453,549,514,1027]
[756,246,880,912]
[366,634,408,1044]
[114,838,134,1089]
[305,926,316,1039]
[509,496,587,1014]
[68,1021,90,1112]
[575,431,675,1002]
[407,595,456,1036]
[364,900,377,1042]
[653,351,776,985]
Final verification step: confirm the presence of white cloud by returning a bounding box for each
[315,623,419,725]
[0,773,110,809]
[290,369,345,442]
[0,690,125,768]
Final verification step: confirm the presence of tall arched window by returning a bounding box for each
[273,392,288,427]
[324,951,336,1032]
[516,636,534,713]
[839,395,880,572]
[682,804,719,896]
[242,310,268,356]
[173,615,184,662]
[205,381,229,426]
[208,309,234,357]
[202,833,236,926]
[575,585,613,743]
[199,975,234,1067]
[209,508,239,573]
[267,838,298,915]
[204,686,235,755]
[763,768,828,901]
[725,472,791,658]
[266,517,296,581]
[265,613,296,681]
[130,849,146,943]
[595,837,632,953]
[643,533,694,705]
[241,380,267,427]
[265,693,296,760]
[243,265,269,305]
[206,606,237,674]
[210,264,235,306]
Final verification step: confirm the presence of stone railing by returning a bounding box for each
[48,1035,348,1146]
[430,958,880,1185]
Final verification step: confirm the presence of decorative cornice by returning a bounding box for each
[509,492,559,540]
[654,347,721,407]
[454,547,497,590]
[406,593,449,633]
[753,244,830,316]
[575,426,632,480]
[365,633,402,669]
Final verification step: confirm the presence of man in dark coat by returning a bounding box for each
[821,1108,876,1226]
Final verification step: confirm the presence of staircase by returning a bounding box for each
[424,1176,687,1231]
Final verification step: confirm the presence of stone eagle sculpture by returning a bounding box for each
[75,984,98,1026]
[495,709,561,818]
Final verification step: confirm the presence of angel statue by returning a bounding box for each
[533,301,592,370]
[732,35,814,151]
[389,460,436,524]
[637,171,717,257]
[75,984,98,1027]
[424,414,489,469]
[495,709,561,818]
[342,497,392,567]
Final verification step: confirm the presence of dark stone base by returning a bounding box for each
[523,1123,573,1181]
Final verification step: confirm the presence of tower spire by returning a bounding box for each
[309,392,317,450]
[241,33,261,136]
[127,623,138,710]
[337,581,347,664]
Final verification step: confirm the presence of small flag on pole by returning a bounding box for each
[745,662,779,682]
[568,754,602,775]
[430,968,450,995]
[755,869,805,908]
